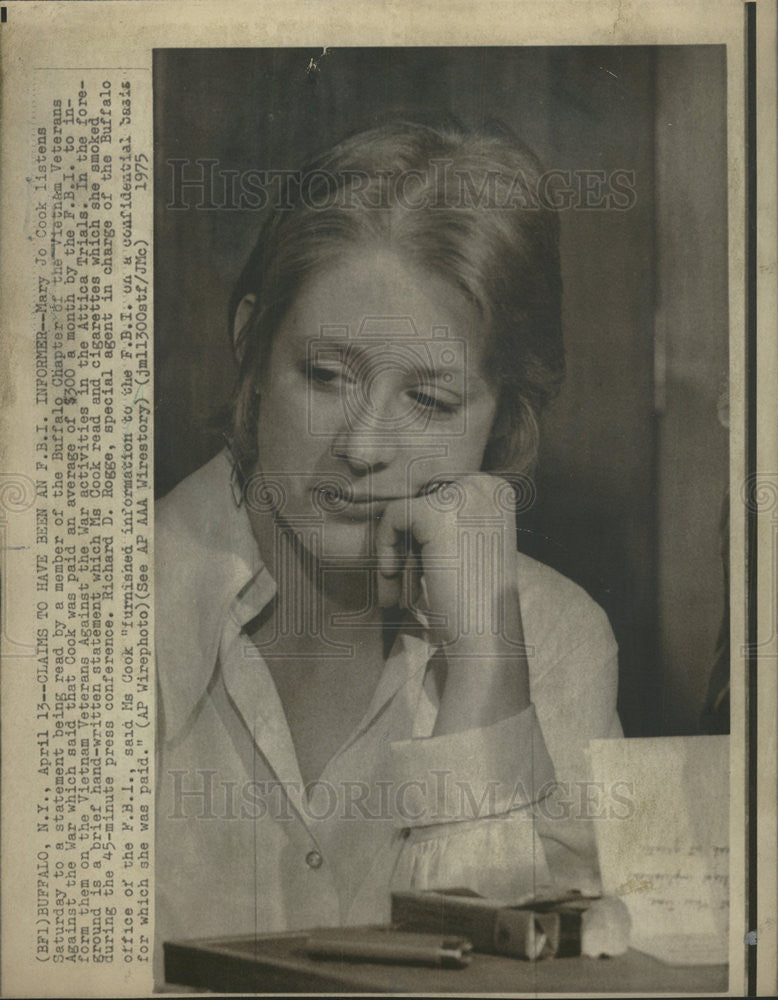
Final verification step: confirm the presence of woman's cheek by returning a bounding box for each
[303,388,348,441]
[263,381,311,435]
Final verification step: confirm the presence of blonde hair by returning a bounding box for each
[228,115,564,477]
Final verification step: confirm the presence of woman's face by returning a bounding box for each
[252,248,500,560]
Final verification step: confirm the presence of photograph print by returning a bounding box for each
[152,46,731,993]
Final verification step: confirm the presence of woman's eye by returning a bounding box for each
[304,362,352,387]
[412,391,459,416]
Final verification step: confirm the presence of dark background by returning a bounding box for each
[153,47,729,737]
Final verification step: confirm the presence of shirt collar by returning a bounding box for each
[156,449,276,743]
[156,448,433,746]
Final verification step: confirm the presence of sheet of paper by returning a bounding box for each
[589,736,729,966]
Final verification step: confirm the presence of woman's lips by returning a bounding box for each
[314,487,405,522]
[332,497,394,521]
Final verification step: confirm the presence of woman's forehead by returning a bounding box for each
[278,248,488,362]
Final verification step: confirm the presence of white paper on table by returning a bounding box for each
[589,735,729,966]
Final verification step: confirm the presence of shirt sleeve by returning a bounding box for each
[384,701,558,903]
[531,623,622,895]
[386,704,554,827]
[388,575,622,901]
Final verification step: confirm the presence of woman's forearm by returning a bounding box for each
[433,585,531,735]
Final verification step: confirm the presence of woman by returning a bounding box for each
[155,116,622,978]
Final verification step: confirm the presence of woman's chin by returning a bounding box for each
[317,517,377,561]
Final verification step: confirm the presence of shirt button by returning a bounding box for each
[305,850,323,870]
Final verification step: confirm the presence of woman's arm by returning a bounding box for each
[388,564,621,899]
[432,582,530,734]
[376,474,531,734]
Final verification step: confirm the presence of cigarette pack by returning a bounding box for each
[390,888,630,960]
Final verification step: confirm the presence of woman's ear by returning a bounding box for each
[232,293,257,366]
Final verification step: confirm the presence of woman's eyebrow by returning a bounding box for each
[295,331,486,387]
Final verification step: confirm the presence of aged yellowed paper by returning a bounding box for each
[1,1,774,996]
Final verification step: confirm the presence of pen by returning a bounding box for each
[304,929,473,969]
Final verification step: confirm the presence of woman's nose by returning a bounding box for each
[331,383,401,475]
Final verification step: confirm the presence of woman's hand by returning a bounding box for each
[375,474,531,733]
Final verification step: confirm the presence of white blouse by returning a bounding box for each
[154,450,623,985]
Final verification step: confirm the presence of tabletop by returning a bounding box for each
[164,931,730,995]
